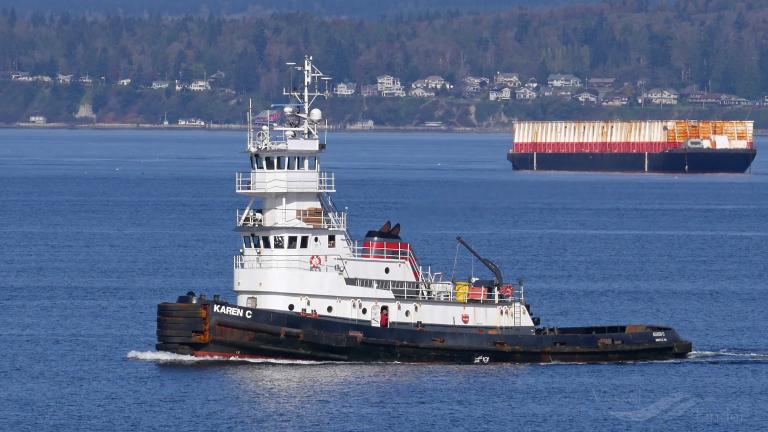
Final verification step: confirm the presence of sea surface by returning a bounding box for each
[1,129,766,431]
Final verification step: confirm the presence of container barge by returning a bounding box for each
[508,120,756,173]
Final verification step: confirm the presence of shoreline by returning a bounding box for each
[0,122,507,134]
[3,122,767,136]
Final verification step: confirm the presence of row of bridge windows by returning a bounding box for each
[251,155,318,171]
[243,234,337,249]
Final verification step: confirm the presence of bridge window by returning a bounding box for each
[288,236,298,249]
[300,235,309,248]
[328,235,336,248]
[243,236,252,248]
[274,236,285,249]
[253,155,262,170]
[251,234,260,248]
[261,236,271,249]
[277,156,286,170]
[297,156,306,170]
[288,156,296,170]
[308,157,317,170]
[264,156,275,170]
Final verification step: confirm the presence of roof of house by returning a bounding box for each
[548,73,580,81]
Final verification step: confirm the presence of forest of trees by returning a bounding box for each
[2,0,768,125]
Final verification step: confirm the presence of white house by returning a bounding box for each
[79,75,93,85]
[642,88,678,105]
[409,87,436,98]
[377,75,405,97]
[334,82,356,96]
[178,118,206,126]
[514,87,537,100]
[573,91,598,104]
[151,80,169,90]
[525,77,538,89]
[421,75,451,90]
[462,75,489,94]
[548,73,582,87]
[29,115,47,124]
[495,72,521,88]
[601,95,629,106]
[11,72,33,82]
[489,87,512,101]
[117,78,132,86]
[56,74,73,84]
[188,80,211,91]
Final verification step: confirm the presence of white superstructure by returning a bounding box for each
[233,55,534,330]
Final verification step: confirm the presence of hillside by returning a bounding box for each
[2,0,768,127]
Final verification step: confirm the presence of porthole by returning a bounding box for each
[306,300,311,306]
[405,310,411,318]
[352,302,357,309]
[384,267,390,274]
[327,306,333,313]
[362,307,368,315]
[314,236,319,243]
[414,305,419,312]
[288,304,295,311]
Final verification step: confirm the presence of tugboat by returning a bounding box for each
[156,56,692,363]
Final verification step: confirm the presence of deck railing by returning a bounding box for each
[236,172,335,193]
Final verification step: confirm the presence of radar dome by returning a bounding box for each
[309,109,322,122]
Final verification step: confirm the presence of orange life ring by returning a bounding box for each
[309,255,322,270]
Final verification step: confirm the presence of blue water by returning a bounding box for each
[1,129,767,431]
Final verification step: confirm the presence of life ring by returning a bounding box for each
[501,284,514,298]
[309,255,322,270]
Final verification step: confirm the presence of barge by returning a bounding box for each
[508,120,756,173]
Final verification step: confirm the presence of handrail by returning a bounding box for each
[236,171,335,193]
[234,255,522,305]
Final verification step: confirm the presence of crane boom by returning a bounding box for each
[456,236,503,288]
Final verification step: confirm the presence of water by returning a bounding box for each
[1,129,766,431]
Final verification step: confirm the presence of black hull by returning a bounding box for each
[507,148,756,173]
[156,299,692,364]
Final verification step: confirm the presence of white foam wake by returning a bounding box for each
[687,349,768,361]
[126,350,329,365]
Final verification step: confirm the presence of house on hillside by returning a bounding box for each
[79,75,93,85]
[11,72,32,82]
[56,74,73,84]
[548,73,582,87]
[361,84,378,97]
[587,77,616,90]
[525,78,538,90]
[178,118,206,126]
[719,94,751,106]
[462,75,489,95]
[152,80,169,90]
[514,87,537,101]
[641,88,678,105]
[601,94,629,106]
[411,76,451,90]
[494,72,521,88]
[489,87,512,101]
[117,78,132,86]
[409,87,435,98]
[335,82,356,96]
[189,80,211,91]
[377,75,405,97]
[573,90,598,104]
